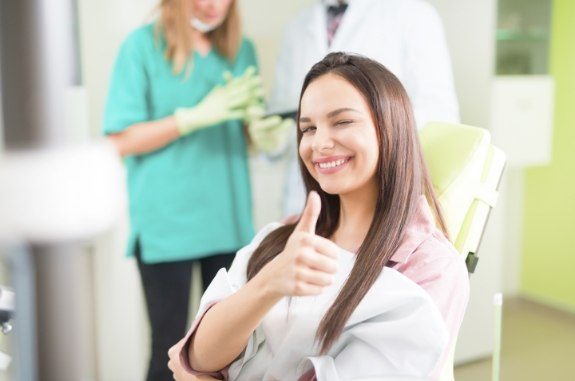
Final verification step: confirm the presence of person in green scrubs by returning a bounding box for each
[103,1,263,379]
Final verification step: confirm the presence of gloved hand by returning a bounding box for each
[174,66,263,136]
[246,104,294,155]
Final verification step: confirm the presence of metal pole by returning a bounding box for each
[7,244,38,381]
[0,0,79,149]
[492,292,503,381]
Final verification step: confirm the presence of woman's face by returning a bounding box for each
[191,0,233,26]
[299,73,380,197]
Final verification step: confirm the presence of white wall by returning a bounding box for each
[429,0,497,128]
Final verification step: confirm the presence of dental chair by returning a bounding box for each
[419,122,506,381]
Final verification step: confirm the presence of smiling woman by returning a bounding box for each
[168,53,469,381]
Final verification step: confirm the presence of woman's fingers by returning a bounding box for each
[296,267,334,287]
[226,109,247,121]
[227,91,254,108]
[226,75,262,93]
[227,83,263,108]
[307,235,341,259]
[292,281,325,296]
[222,65,256,85]
[299,249,339,274]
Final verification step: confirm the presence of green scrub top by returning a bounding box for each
[103,24,256,264]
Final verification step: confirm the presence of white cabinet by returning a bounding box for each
[491,0,554,168]
[491,76,554,167]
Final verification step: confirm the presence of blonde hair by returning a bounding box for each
[155,0,242,74]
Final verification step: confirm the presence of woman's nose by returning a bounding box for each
[312,127,335,152]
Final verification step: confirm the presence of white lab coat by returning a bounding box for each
[191,223,448,381]
[269,0,460,216]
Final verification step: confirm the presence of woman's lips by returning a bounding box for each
[313,156,352,174]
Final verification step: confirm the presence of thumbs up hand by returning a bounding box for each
[260,191,340,298]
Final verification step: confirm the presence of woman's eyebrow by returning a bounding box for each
[300,107,360,123]
[327,107,361,118]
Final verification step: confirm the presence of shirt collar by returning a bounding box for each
[390,196,437,264]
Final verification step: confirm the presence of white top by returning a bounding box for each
[188,223,449,381]
[269,0,460,216]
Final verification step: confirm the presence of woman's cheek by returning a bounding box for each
[298,141,315,177]
[298,138,311,161]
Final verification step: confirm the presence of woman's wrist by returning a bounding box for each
[174,106,202,135]
[251,262,284,306]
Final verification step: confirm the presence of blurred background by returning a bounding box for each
[0,0,574,380]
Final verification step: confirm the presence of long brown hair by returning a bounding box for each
[155,0,242,74]
[247,53,448,354]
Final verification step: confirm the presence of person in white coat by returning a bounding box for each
[167,53,469,381]
[271,0,460,216]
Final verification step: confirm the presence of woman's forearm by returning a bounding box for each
[189,271,281,373]
[107,116,180,157]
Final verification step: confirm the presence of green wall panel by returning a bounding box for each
[522,0,575,308]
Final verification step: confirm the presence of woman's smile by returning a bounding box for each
[313,155,353,174]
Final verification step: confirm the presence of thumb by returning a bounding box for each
[241,65,257,79]
[222,70,233,84]
[294,191,321,234]
[246,103,266,121]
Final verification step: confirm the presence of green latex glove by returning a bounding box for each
[174,66,263,135]
[247,104,294,155]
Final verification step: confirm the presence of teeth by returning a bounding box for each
[318,159,347,169]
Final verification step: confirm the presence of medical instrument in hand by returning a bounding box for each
[246,105,294,155]
[174,66,263,135]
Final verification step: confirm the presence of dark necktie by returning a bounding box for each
[327,2,348,46]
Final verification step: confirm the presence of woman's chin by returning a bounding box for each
[318,182,345,196]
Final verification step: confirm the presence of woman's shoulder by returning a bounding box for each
[120,23,157,52]
[404,231,468,282]
[418,230,461,261]
[392,222,469,301]
[391,231,469,335]
[234,222,283,258]
[235,37,257,60]
[253,222,284,242]
[227,222,284,282]
[239,36,255,50]
[395,230,470,313]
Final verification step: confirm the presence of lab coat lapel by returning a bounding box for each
[329,0,370,52]
[306,3,329,56]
